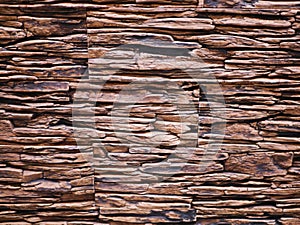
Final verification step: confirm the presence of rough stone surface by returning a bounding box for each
[0,1,299,225]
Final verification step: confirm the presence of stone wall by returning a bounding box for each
[0,1,299,224]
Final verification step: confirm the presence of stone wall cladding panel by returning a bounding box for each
[0,1,299,224]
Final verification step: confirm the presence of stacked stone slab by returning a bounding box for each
[0,0,299,224]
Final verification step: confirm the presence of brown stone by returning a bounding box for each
[23,179,72,193]
[23,170,43,183]
[0,26,26,44]
[279,217,300,225]
[1,81,69,93]
[0,167,23,181]
[196,218,276,225]
[196,34,277,48]
[224,123,263,141]
[225,152,293,176]
[213,16,291,28]
[20,16,84,37]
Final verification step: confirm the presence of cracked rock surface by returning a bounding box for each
[0,1,300,224]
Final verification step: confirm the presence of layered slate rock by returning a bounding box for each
[0,1,300,225]
[203,0,300,8]
[0,5,97,224]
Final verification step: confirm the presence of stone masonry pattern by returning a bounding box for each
[0,0,300,225]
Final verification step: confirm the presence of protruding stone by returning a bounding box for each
[225,152,293,176]
[23,170,43,183]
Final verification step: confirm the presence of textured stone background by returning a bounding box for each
[0,0,300,224]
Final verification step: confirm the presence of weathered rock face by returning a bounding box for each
[225,152,293,176]
[0,1,300,225]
